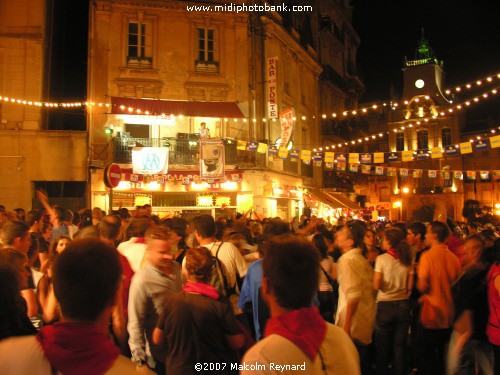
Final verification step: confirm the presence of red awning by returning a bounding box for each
[110,97,245,118]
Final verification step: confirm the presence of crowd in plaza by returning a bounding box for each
[0,192,499,375]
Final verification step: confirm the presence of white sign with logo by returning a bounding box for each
[132,147,169,174]
[200,139,225,179]
[267,57,278,118]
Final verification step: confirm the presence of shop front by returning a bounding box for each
[305,189,361,224]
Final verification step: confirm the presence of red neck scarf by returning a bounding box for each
[133,237,146,244]
[264,307,327,361]
[386,248,399,260]
[36,322,119,375]
[184,281,220,300]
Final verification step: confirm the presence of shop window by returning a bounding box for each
[417,129,429,149]
[441,127,452,146]
[396,132,405,151]
[127,21,153,67]
[196,27,219,72]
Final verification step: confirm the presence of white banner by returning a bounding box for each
[279,107,295,147]
[132,147,169,174]
[200,139,225,179]
[267,57,278,118]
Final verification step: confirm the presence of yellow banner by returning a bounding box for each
[373,152,384,163]
[237,140,247,150]
[430,147,442,159]
[402,151,413,162]
[257,143,268,153]
[348,153,359,164]
[278,147,288,158]
[460,142,472,154]
[300,150,311,161]
[324,152,335,163]
[490,135,500,148]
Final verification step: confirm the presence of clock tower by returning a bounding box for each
[402,29,449,106]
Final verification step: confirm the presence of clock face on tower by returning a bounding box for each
[415,79,425,89]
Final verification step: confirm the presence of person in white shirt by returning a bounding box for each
[373,227,414,375]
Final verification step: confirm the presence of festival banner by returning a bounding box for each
[257,142,268,153]
[388,152,399,162]
[200,139,225,179]
[278,147,289,159]
[375,166,385,175]
[400,168,409,177]
[248,141,258,151]
[279,108,295,147]
[132,147,169,174]
[337,162,346,170]
[301,149,312,161]
[475,140,488,151]
[373,152,385,163]
[402,151,414,162]
[336,153,347,163]
[460,142,473,154]
[454,171,463,180]
[314,160,323,167]
[268,145,278,156]
[290,149,300,159]
[416,149,429,160]
[413,169,423,178]
[361,164,371,174]
[431,147,442,159]
[480,171,490,180]
[493,170,500,177]
[313,151,323,161]
[445,145,459,156]
[361,153,372,164]
[324,152,335,163]
[349,153,359,164]
[349,164,359,173]
[490,135,500,149]
[325,162,334,169]
[466,171,476,180]
[387,168,396,176]
[428,170,437,178]
[237,140,247,150]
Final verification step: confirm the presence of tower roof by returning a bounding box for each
[404,29,443,68]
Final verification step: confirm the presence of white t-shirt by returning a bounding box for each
[117,238,147,273]
[319,256,334,292]
[0,336,143,375]
[374,253,413,302]
[241,323,360,375]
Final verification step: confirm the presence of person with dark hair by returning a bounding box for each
[313,233,337,323]
[241,234,360,374]
[128,226,182,374]
[0,248,37,340]
[153,247,245,374]
[363,228,382,267]
[238,218,290,341]
[14,208,25,222]
[373,228,414,375]
[335,221,375,374]
[447,234,494,375]
[416,221,462,375]
[0,239,144,374]
[25,209,49,269]
[36,191,69,247]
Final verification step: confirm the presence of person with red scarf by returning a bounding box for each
[0,239,147,375]
[241,234,360,374]
[152,246,246,374]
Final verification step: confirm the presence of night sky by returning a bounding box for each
[351,0,500,124]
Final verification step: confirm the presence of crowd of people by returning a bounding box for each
[0,194,499,375]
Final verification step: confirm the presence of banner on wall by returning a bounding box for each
[279,107,295,147]
[267,57,278,118]
[132,147,169,174]
[200,139,225,179]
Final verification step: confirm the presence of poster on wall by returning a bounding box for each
[200,139,225,179]
[132,147,169,174]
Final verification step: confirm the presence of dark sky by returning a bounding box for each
[351,0,500,123]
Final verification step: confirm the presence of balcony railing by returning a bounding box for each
[112,136,312,178]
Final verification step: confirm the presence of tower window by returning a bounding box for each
[417,129,429,149]
[396,132,405,151]
[441,127,452,146]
